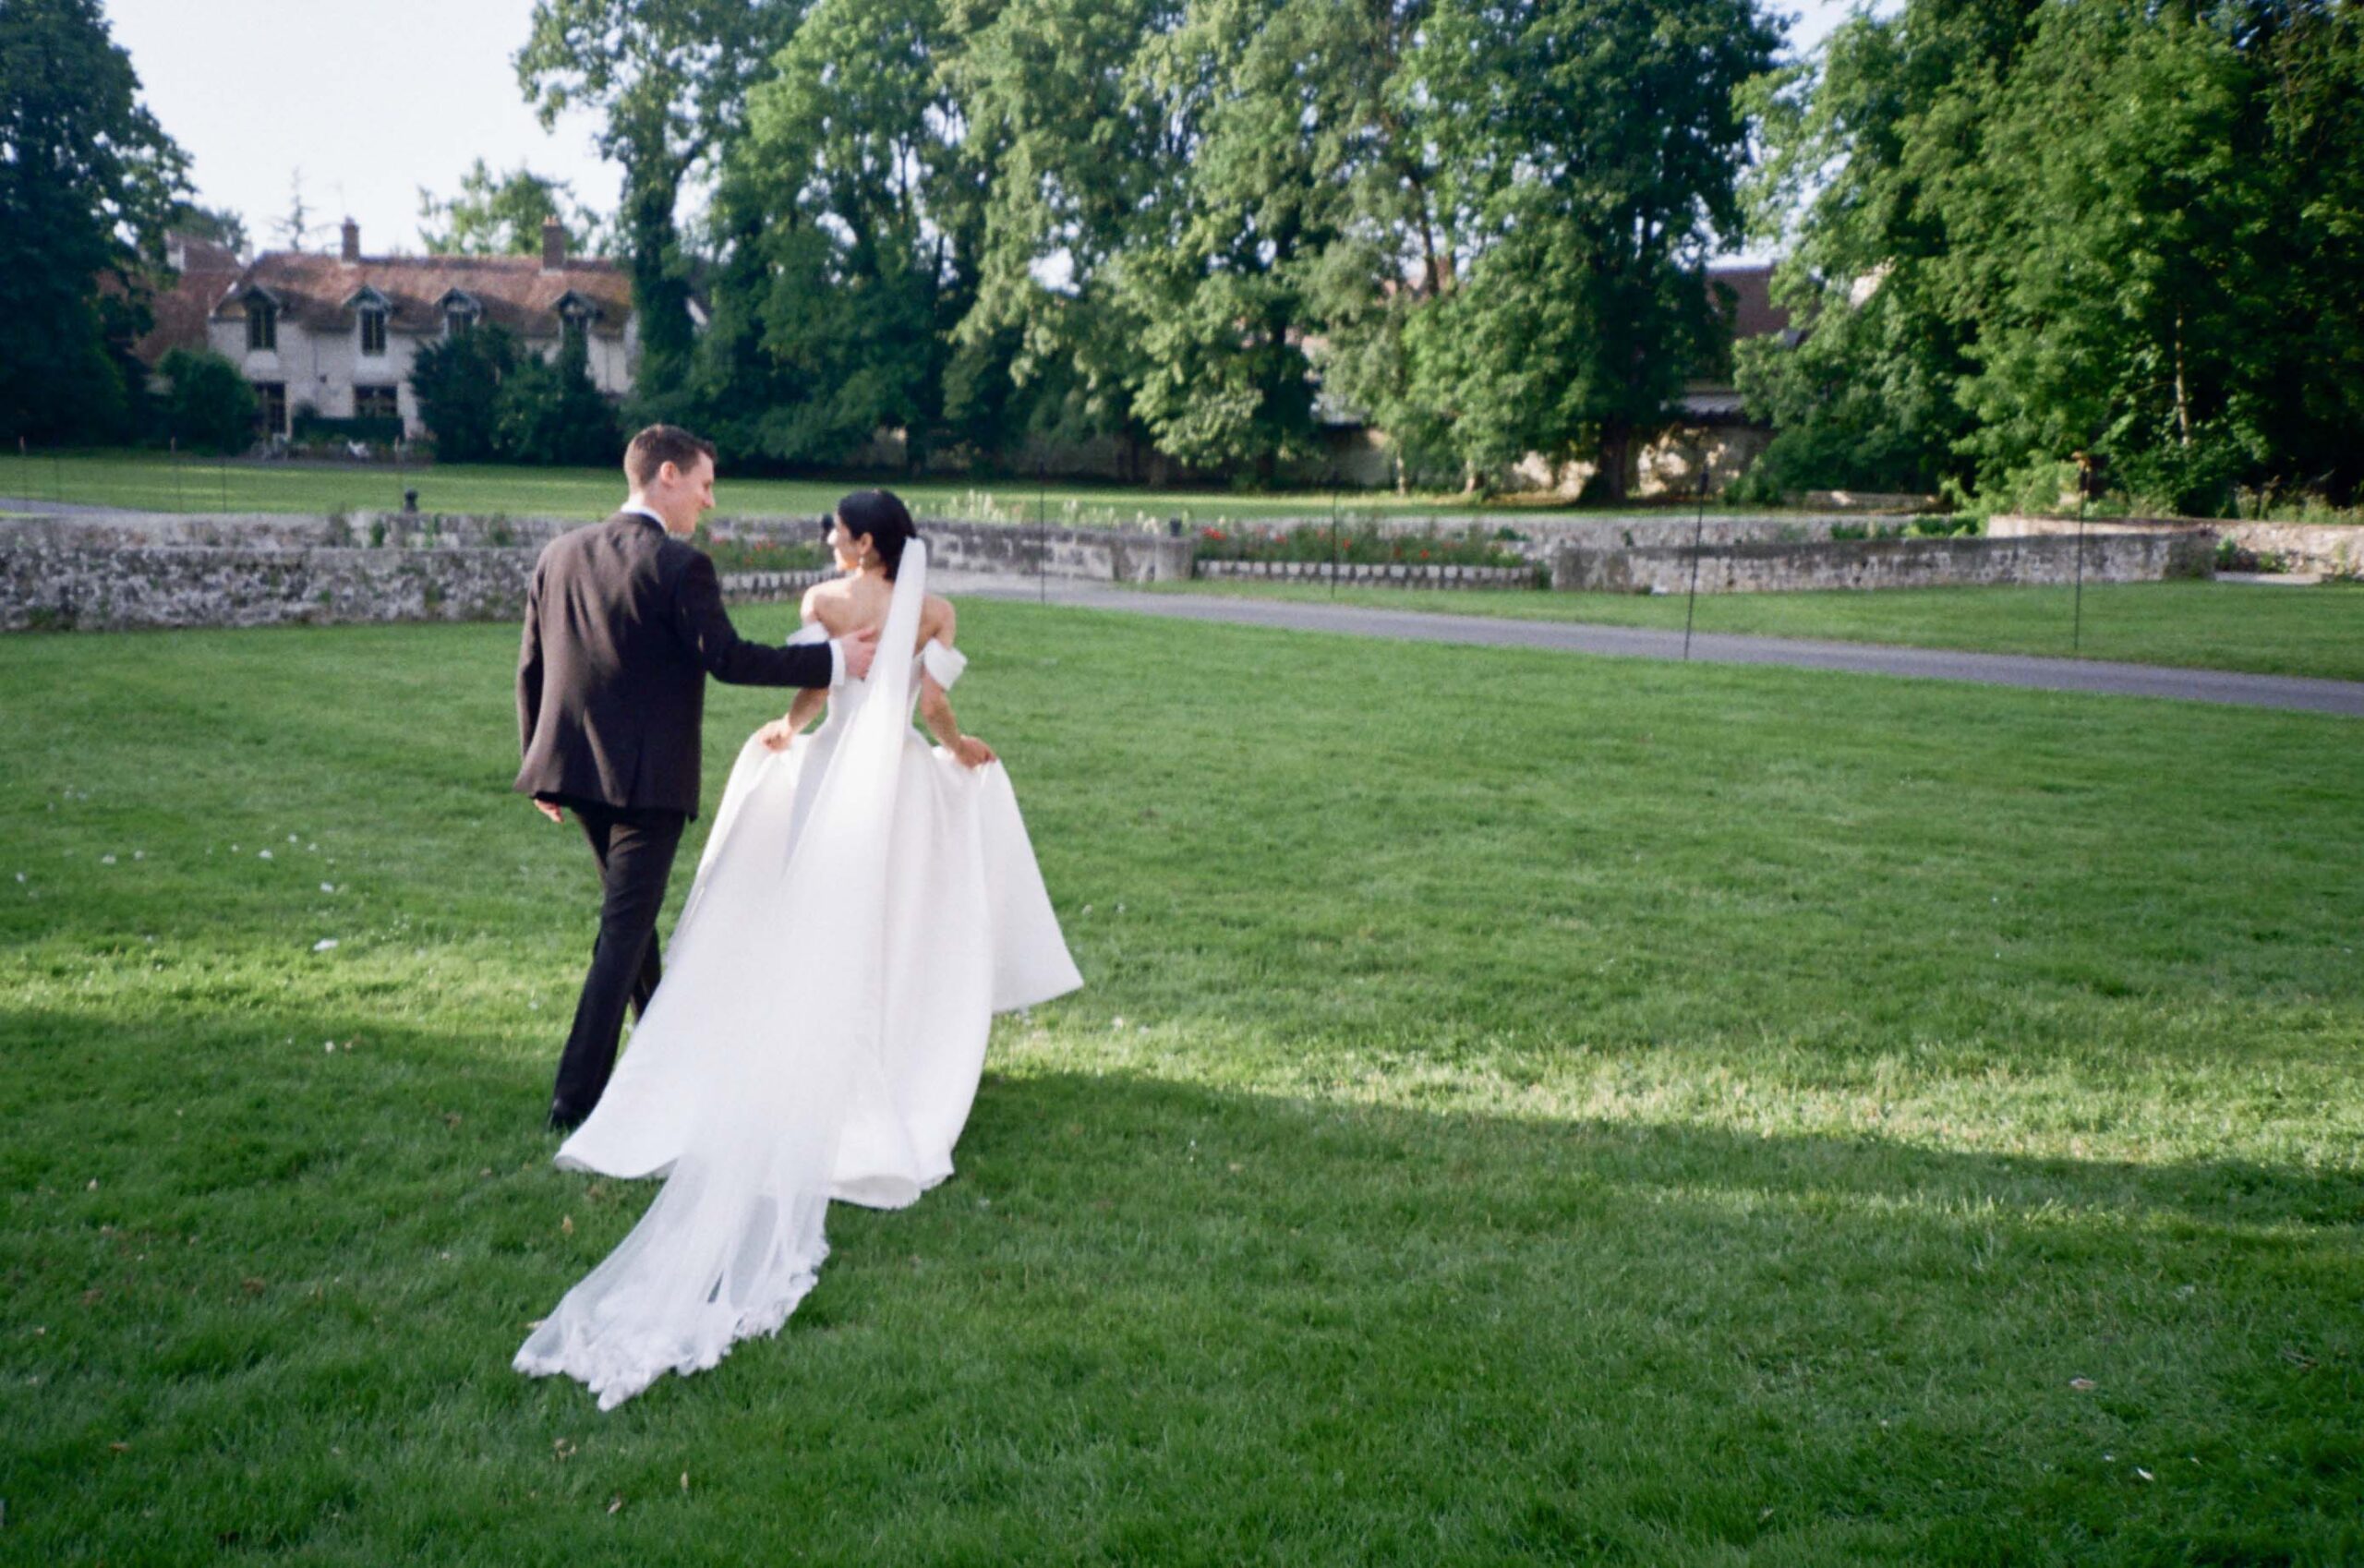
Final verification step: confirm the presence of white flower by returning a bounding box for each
[312,938,339,953]
[258,850,273,861]
[133,851,144,861]
[100,855,115,865]
[320,883,335,894]
[288,835,298,844]
[324,1041,335,1054]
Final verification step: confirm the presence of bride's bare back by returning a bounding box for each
[803,573,954,655]
[761,572,993,767]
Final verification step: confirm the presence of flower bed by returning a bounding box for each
[1197,559,1538,589]
[699,533,832,574]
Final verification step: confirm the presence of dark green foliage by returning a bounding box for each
[0,0,189,443]
[157,347,256,453]
[1744,0,2364,513]
[171,201,247,256]
[408,326,524,464]
[494,337,622,467]
[409,325,618,467]
[416,159,592,257]
[516,2,799,412]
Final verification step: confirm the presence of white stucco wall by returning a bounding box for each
[211,312,635,438]
[209,314,423,433]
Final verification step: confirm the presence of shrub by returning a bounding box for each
[410,326,520,464]
[157,348,256,453]
[493,338,620,468]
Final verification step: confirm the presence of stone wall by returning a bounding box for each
[1987,513,2363,577]
[0,511,1194,633]
[1551,531,2214,595]
[0,543,540,632]
[1196,559,1536,589]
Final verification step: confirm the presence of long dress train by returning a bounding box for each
[514,540,1080,1408]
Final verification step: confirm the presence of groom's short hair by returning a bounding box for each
[625,425,718,488]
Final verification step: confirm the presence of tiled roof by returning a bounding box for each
[211,251,633,340]
[1706,264,1792,342]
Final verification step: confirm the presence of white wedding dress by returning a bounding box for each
[515,540,1081,1409]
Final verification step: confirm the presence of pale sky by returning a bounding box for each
[105,0,1872,261]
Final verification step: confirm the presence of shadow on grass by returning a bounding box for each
[6,1003,2359,1563]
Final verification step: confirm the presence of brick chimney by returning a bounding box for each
[541,215,567,271]
[340,218,359,262]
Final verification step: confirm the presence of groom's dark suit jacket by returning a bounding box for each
[515,511,831,818]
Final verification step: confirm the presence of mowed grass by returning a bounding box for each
[1,449,1616,527]
[1,606,2359,1564]
[1145,576,2364,682]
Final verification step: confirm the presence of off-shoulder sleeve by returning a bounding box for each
[920,640,968,689]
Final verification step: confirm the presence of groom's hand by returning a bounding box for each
[535,800,565,825]
[841,625,880,682]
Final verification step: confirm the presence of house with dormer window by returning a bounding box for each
[208,217,636,439]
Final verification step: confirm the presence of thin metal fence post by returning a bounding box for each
[1682,485,1707,661]
[2074,491,2088,655]
[1330,492,1339,599]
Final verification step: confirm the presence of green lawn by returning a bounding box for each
[1144,576,2364,682]
[0,449,1710,527]
[3,608,2359,1563]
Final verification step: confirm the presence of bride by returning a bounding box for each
[516,490,1082,1409]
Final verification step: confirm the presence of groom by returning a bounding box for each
[515,424,877,1130]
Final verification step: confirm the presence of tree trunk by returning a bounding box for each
[1598,425,1634,503]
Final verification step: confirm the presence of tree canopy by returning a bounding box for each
[0,0,189,443]
[1740,0,2364,512]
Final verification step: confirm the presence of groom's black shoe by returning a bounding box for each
[548,1100,588,1133]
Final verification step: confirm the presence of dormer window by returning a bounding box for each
[556,291,598,355]
[346,286,392,356]
[440,290,481,337]
[245,295,278,352]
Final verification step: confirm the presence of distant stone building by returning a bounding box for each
[206,218,634,439]
[129,233,246,368]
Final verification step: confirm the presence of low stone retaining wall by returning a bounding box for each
[0,510,1195,633]
[1551,531,2213,595]
[904,518,1193,583]
[1988,513,2362,577]
[0,543,539,632]
[718,569,832,603]
[1197,559,1535,588]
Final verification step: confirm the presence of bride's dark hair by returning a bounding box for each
[836,489,918,580]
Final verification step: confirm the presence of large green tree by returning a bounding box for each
[416,159,596,257]
[516,0,801,409]
[1742,0,2364,512]
[946,0,1188,470]
[0,0,189,443]
[722,0,973,465]
[1390,0,1777,497]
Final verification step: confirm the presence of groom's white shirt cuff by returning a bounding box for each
[635,503,848,685]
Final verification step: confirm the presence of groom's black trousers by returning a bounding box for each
[551,799,687,1120]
